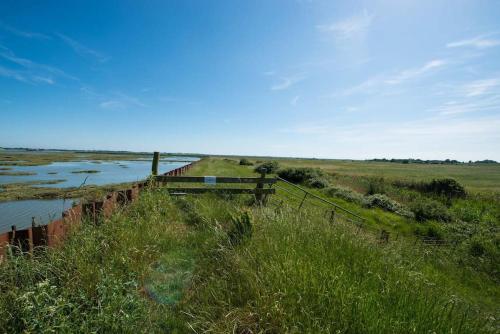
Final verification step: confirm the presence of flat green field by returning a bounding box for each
[260,158,500,193]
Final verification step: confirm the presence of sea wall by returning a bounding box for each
[0,161,196,261]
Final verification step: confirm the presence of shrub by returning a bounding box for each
[324,186,365,204]
[366,178,386,195]
[428,178,466,199]
[414,224,444,241]
[363,194,414,218]
[409,198,452,222]
[469,240,486,257]
[254,161,279,174]
[239,158,253,166]
[277,167,324,183]
[306,177,329,189]
[393,178,466,200]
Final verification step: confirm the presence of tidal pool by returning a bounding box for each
[0,158,198,232]
[0,160,193,188]
[0,199,75,233]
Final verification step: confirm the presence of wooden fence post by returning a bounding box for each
[152,151,160,176]
[255,172,266,204]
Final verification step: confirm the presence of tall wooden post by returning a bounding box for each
[152,151,160,176]
[255,171,266,204]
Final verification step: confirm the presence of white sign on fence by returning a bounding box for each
[204,176,216,185]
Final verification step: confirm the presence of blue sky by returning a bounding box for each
[1,0,499,160]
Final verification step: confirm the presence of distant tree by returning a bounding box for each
[239,158,253,166]
[254,161,280,174]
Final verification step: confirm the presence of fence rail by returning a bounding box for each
[272,176,365,225]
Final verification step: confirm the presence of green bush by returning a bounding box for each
[469,239,486,257]
[363,194,414,218]
[254,161,279,174]
[366,178,387,195]
[306,177,329,189]
[239,158,253,166]
[324,186,365,204]
[277,167,324,183]
[428,178,467,199]
[409,198,452,222]
[393,178,466,200]
[414,224,444,241]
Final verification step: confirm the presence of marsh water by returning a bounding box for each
[0,158,197,233]
[0,199,75,233]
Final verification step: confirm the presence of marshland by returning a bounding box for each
[0,155,498,333]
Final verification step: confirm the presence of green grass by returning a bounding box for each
[216,156,500,193]
[1,186,497,332]
[0,157,498,333]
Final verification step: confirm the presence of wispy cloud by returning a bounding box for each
[0,65,28,83]
[447,34,500,49]
[290,95,300,106]
[280,124,329,135]
[278,115,500,160]
[82,87,146,110]
[32,76,54,85]
[271,74,306,91]
[462,78,500,97]
[99,100,125,110]
[317,10,374,40]
[384,59,447,85]
[340,59,447,96]
[56,33,109,63]
[0,20,50,40]
[0,45,77,83]
[429,77,500,116]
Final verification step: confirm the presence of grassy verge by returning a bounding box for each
[0,157,498,333]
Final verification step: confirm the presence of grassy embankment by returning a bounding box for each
[0,157,498,333]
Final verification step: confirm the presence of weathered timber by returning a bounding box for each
[165,187,275,195]
[152,151,160,176]
[156,175,277,184]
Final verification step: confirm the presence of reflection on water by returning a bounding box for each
[0,160,192,188]
[0,199,74,233]
[0,158,198,233]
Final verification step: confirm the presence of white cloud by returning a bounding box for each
[94,91,146,110]
[280,124,329,135]
[339,59,447,96]
[0,21,50,39]
[0,65,28,83]
[32,76,54,85]
[428,77,500,116]
[277,116,500,160]
[447,34,500,49]
[462,78,500,97]
[271,74,305,91]
[317,10,374,40]
[384,59,447,85]
[0,45,77,83]
[56,33,109,62]
[99,100,125,110]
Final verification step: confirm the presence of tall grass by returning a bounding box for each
[182,202,495,333]
[0,182,497,332]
